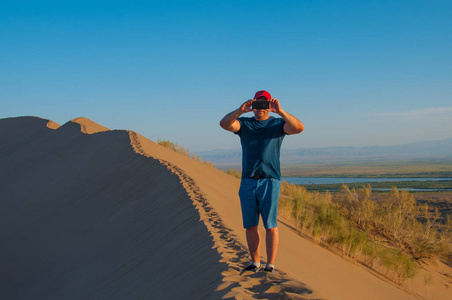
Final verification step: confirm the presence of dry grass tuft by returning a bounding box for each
[157,139,215,167]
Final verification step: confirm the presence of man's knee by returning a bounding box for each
[246,225,259,233]
[265,227,278,234]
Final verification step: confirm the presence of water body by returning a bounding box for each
[281,177,450,185]
[281,177,452,191]
[370,188,451,192]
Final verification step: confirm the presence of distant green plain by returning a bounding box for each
[281,159,452,178]
[297,180,452,192]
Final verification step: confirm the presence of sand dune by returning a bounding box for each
[0,116,449,299]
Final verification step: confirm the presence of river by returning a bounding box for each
[280,177,452,191]
[281,177,451,185]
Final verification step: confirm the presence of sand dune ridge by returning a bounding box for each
[0,117,227,299]
[70,117,110,134]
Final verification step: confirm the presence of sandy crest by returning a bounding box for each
[71,117,109,134]
[1,116,449,299]
[0,117,226,299]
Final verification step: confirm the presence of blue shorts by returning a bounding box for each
[238,178,281,229]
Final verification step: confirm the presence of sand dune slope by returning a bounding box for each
[1,116,445,299]
[0,117,227,299]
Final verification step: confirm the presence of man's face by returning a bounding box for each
[253,96,270,120]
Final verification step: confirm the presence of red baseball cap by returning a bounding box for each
[254,90,271,100]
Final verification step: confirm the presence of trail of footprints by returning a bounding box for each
[128,131,319,299]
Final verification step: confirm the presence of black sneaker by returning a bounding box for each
[263,266,276,273]
[241,264,261,274]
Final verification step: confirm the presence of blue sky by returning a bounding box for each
[1,0,451,152]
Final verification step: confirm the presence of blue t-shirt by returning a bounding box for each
[235,116,286,180]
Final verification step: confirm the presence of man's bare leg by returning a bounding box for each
[246,226,261,263]
[266,227,279,265]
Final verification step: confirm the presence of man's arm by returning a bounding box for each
[269,98,304,135]
[220,99,254,133]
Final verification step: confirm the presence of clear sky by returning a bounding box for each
[1,0,451,153]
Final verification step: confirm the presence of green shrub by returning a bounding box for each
[226,169,242,179]
[335,185,451,260]
[157,139,215,167]
[376,247,418,282]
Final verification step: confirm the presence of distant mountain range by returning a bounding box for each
[198,138,452,166]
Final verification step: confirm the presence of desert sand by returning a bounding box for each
[0,116,450,299]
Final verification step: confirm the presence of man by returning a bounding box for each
[219,90,304,274]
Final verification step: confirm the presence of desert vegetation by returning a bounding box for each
[157,139,215,167]
[278,182,452,283]
[226,169,242,179]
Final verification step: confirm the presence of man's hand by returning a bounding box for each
[269,97,304,135]
[269,98,282,114]
[240,99,254,113]
[220,99,254,133]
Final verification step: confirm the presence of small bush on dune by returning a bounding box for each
[157,139,215,167]
[337,185,378,231]
[280,183,367,259]
[157,139,190,156]
[335,185,451,260]
[226,169,242,179]
[374,246,419,283]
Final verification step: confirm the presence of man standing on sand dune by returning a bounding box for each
[220,90,304,274]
